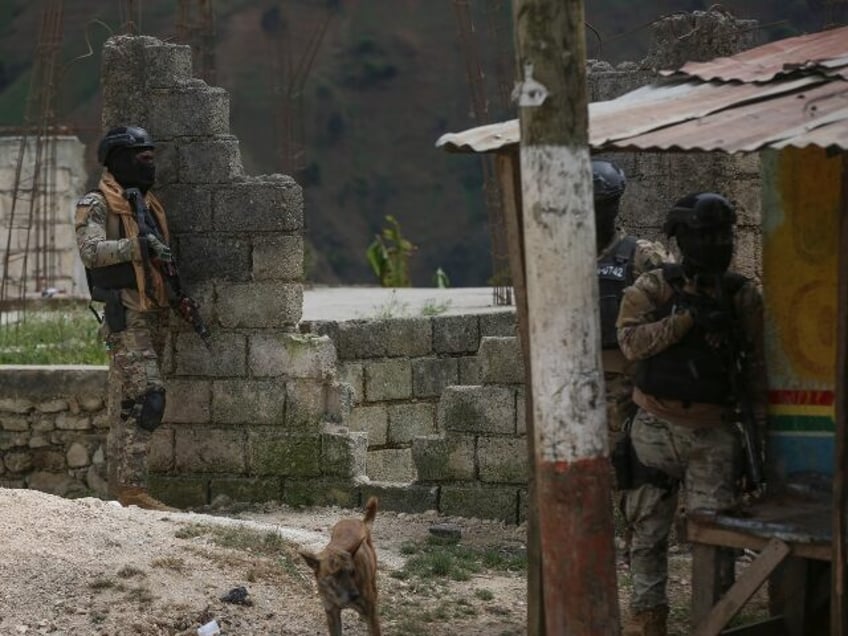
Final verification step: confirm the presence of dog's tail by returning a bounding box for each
[363,496,378,528]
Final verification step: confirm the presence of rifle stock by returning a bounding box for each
[124,188,212,349]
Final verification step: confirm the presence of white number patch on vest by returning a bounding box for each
[597,264,626,280]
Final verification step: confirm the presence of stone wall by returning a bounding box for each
[0,136,87,297]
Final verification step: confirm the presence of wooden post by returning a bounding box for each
[497,150,545,635]
[833,151,848,636]
[513,1,620,633]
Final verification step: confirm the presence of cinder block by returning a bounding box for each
[478,437,528,484]
[321,430,367,478]
[148,84,229,137]
[180,235,251,283]
[479,311,516,337]
[516,388,527,436]
[334,318,431,359]
[387,402,436,444]
[174,426,246,473]
[174,332,246,377]
[154,185,213,234]
[366,448,416,482]
[438,385,516,435]
[458,356,481,385]
[360,483,438,513]
[216,281,302,329]
[325,381,354,424]
[211,379,285,425]
[148,475,208,508]
[248,333,336,379]
[364,359,412,402]
[348,405,388,447]
[178,136,244,183]
[163,379,211,423]
[210,477,282,503]
[284,379,326,429]
[142,39,193,87]
[246,430,321,477]
[338,362,364,403]
[283,478,359,508]
[478,337,524,385]
[439,484,519,523]
[412,435,475,481]
[147,427,174,472]
[412,357,458,398]
[433,315,480,354]
[213,176,303,232]
[253,234,303,281]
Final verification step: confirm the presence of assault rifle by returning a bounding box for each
[714,278,765,495]
[124,187,212,350]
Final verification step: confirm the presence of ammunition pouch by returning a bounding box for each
[611,431,675,493]
[98,288,127,333]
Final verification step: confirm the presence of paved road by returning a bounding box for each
[302,286,515,321]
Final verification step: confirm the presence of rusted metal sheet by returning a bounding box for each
[436,25,848,156]
[665,25,848,83]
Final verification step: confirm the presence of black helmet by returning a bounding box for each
[592,159,626,202]
[663,192,736,238]
[97,126,155,166]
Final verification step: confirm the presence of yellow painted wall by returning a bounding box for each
[761,147,842,388]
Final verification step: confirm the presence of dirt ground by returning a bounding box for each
[0,488,767,635]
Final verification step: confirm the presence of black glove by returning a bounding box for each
[145,235,172,262]
[691,305,732,333]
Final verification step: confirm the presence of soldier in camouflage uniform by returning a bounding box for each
[616,193,767,636]
[75,126,177,512]
[592,158,670,555]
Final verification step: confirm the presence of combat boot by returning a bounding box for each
[118,486,179,512]
[623,605,668,636]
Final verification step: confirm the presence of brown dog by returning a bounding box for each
[300,497,381,636]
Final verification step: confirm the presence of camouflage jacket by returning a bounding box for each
[616,267,767,427]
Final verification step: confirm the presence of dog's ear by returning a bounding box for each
[300,550,321,573]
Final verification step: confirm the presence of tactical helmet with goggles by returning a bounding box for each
[592,159,626,202]
[97,126,155,166]
[663,192,736,238]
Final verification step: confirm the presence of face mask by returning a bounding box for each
[594,198,619,253]
[678,228,733,276]
[108,147,156,192]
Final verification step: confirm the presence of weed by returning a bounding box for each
[392,536,526,582]
[474,588,494,601]
[420,298,451,316]
[151,556,186,572]
[88,577,116,590]
[125,584,155,605]
[366,214,416,287]
[368,290,410,318]
[0,306,107,364]
[116,565,146,578]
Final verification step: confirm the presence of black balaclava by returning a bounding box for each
[107,146,155,193]
[676,225,734,279]
[595,197,620,253]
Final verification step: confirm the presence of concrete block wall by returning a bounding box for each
[301,311,516,485]
[98,35,364,509]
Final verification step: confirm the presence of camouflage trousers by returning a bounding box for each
[105,307,168,492]
[624,408,740,612]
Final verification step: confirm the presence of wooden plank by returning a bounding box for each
[687,520,832,561]
[720,615,786,636]
[497,150,544,636]
[693,538,791,636]
[692,544,737,625]
[833,150,848,636]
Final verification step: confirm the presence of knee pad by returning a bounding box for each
[137,387,166,432]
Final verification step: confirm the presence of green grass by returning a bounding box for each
[391,536,527,582]
[0,306,107,364]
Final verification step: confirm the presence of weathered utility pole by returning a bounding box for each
[513,1,620,633]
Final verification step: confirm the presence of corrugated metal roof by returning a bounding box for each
[435,25,848,155]
[665,25,848,83]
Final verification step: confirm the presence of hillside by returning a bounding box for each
[0,0,842,285]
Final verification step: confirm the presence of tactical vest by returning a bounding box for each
[633,264,748,405]
[598,236,638,349]
[84,174,170,310]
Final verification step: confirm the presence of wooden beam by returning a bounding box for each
[693,538,791,636]
[687,521,831,562]
[833,150,848,636]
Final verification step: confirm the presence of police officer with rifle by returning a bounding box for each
[615,192,768,636]
[75,125,210,512]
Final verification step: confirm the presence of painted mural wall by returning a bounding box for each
[761,147,842,480]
